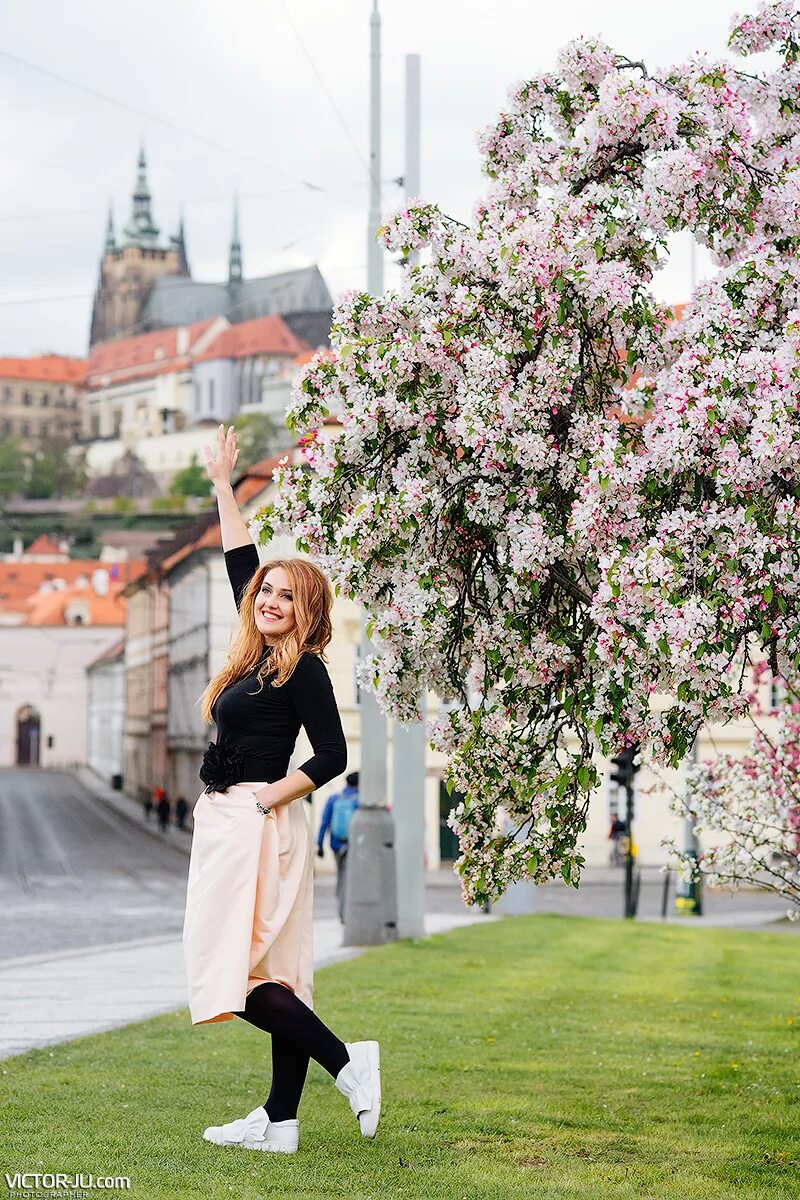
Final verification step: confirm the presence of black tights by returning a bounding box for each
[232,981,349,1122]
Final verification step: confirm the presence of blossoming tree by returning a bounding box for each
[254,1,800,904]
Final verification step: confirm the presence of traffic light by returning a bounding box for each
[609,744,640,789]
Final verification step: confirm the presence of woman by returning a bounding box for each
[182,423,381,1155]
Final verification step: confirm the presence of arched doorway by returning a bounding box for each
[16,705,41,766]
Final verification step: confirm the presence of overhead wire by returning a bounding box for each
[0,47,325,191]
[273,0,378,190]
[0,180,380,227]
[0,8,390,348]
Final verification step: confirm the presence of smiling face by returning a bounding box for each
[254,566,296,643]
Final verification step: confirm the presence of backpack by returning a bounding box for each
[330,792,358,842]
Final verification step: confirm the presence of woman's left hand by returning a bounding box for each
[252,784,280,812]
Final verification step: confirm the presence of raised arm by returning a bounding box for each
[203,423,252,552]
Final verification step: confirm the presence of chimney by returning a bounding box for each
[92,568,109,596]
[12,536,22,560]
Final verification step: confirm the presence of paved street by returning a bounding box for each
[0,768,492,1059]
[0,766,794,1060]
[0,767,189,959]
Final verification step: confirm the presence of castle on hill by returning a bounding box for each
[89,148,332,352]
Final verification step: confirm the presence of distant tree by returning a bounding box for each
[169,452,213,497]
[25,436,87,499]
[0,434,25,498]
[233,412,284,473]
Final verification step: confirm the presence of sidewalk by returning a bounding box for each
[0,905,496,1061]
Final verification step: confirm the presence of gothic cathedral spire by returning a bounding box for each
[123,145,160,248]
[104,203,116,253]
[229,194,243,284]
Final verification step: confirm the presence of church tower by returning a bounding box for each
[228,194,243,285]
[89,148,191,347]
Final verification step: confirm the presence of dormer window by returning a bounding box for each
[65,600,91,626]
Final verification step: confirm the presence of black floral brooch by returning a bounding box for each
[199,736,246,794]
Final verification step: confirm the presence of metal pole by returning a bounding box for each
[389,51,426,940]
[367,0,383,296]
[392,694,426,938]
[404,53,421,266]
[345,0,394,947]
[624,778,635,918]
[675,736,703,916]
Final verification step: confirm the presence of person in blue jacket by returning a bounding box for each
[317,771,359,922]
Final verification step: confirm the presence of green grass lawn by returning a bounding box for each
[3,916,799,1200]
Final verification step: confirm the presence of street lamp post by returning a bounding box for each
[674,737,703,916]
[610,745,641,918]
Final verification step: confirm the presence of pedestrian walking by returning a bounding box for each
[175,795,189,831]
[144,789,155,821]
[609,815,628,867]
[182,423,381,1156]
[156,789,171,833]
[317,771,360,922]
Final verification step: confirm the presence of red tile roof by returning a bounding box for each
[194,314,310,363]
[294,346,335,367]
[25,534,65,556]
[86,320,218,388]
[0,355,86,385]
[86,316,309,389]
[0,560,146,616]
[26,584,129,627]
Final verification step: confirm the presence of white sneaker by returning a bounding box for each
[334,1040,381,1138]
[203,1105,298,1153]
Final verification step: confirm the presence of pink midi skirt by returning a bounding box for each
[182,782,314,1026]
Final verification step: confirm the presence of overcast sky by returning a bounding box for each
[0,0,748,358]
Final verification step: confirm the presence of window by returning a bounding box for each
[209,378,215,412]
[41,392,49,407]
[41,422,49,438]
[90,415,100,436]
[20,421,29,437]
[22,391,31,406]
[2,386,10,403]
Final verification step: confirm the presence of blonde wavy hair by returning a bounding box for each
[200,557,334,724]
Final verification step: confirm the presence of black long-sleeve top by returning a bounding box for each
[209,543,347,788]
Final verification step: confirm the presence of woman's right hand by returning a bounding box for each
[203,423,240,489]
